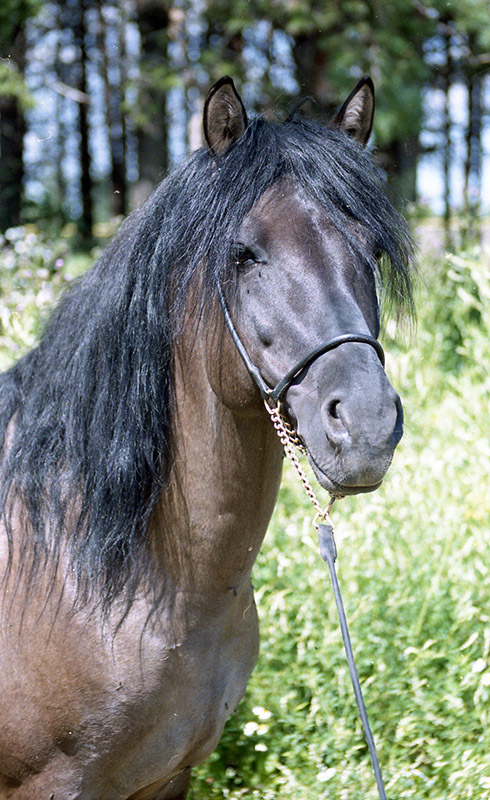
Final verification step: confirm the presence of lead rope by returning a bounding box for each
[266,402,389,800]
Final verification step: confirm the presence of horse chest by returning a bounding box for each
[0,585,259,799]
[86,591,260,796]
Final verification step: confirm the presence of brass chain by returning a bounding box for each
[266,404,388,800]
[265,402,335,524]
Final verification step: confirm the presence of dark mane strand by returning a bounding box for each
[0,115,414,609]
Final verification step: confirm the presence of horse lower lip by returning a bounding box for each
[333,481,382,495]
[308,452,384,495]
[320,474,383,495]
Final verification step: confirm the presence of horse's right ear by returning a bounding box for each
[203,77,248,155]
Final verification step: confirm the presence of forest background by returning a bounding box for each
[2,1,490,799]
[2,0,490,238]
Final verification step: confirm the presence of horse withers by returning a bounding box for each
[0,77,413,799]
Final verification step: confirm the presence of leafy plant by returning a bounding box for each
[0,225,95,369]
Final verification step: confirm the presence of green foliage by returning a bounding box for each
[0,0,39,103]
[1,233,490,798]
[417,247,490,375]
[0,61,31,106]
[0,225,93,369]
[202,0,439,154]
[0,0,39,48]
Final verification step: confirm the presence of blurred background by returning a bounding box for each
[2,3,490,800]
[1,0,490,244]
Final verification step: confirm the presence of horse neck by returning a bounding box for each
[152,329,284,601]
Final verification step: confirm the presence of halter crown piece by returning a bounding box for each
[217,282,389,800]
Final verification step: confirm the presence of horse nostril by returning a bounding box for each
[392,393,404,442]
[322,397,347,445]
[328,399,341,421]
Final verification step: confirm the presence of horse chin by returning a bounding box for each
[307,452,384,497]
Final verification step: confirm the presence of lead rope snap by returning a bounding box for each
[266,401,389,800]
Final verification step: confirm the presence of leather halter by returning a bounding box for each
[217,283,385,406]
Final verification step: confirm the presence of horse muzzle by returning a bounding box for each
[286,351,403,495]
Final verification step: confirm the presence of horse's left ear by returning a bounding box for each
[331,76,375,146]
[203,76,248,155]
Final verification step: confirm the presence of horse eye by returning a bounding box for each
[233,245,258,268]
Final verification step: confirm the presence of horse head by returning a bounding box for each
[204,77,412,497]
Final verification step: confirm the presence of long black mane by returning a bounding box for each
[0,115,414,607]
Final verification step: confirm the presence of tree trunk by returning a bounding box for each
[98,0,127,217]
[0,27,26,233]
[133,0,169,207]
[73,0,93,242]
[291,33,335,117]
[53,2,68,222]
[463,67,482,243]
[376,139,418,206]
[118,5,128,213]
[442,24,453,248]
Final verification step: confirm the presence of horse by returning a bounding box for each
[0,76,413,799]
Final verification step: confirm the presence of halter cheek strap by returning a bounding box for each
[216,283,385,406]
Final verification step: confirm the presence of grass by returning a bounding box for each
[1,227,490,798]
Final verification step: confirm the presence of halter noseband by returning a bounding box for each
[217,283,385,406]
